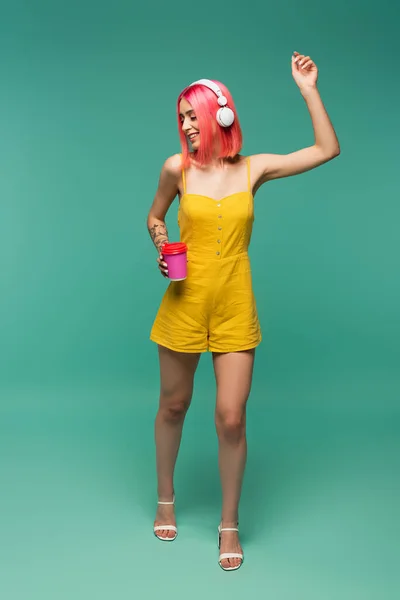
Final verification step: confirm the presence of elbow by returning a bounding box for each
[331,143,340,158]
[147,210,158,227]
[328,139,341,159]
[318,143,340,162]
[147,211,165,231]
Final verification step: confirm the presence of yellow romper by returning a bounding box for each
[150,156,262,353]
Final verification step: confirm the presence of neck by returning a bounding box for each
[190,153,237,170]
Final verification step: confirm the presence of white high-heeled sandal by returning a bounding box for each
[218,523,244,571]
[153,496,177,542]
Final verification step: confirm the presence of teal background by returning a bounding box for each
[1,0,399,598]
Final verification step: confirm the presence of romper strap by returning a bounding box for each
[181,154,187,194]
[246,156,251,193]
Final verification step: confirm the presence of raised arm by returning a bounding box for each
[147,154,181,254]
[254,51,340,184]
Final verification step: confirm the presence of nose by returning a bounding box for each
[182,116,192,132]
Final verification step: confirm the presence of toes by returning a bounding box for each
[221,558,230,569]
[220,555,242,570]
[154,527,165,539]
[227,558,241,570]
[154,526,176,540]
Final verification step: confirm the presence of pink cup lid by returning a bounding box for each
[162,242,187,255]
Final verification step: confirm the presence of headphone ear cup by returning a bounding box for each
[217,107,235,127]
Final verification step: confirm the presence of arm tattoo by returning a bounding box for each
[148,222,169,253]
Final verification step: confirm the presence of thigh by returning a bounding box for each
[208,258,261,354]
[151,281,209,353]
[212,349,255,414]
[158,345,201,407]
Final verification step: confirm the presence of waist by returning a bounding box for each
[182,252,251,284]
[187,249,249,263]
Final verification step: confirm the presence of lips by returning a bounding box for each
[188,133,199,141]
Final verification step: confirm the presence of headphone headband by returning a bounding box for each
[188,78,235,127]
[189,79,227,106]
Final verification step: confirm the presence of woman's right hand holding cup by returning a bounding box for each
[157,242,187,281]
[157,252,169,278]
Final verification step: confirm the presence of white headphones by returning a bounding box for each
[189,79,235,128]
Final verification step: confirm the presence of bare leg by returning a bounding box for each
[154,345,200,539]
[213,349,255,568]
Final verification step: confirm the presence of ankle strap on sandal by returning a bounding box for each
[158,494,175,505]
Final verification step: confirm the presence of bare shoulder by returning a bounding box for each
[162,153,182,179]
[248,152,297,185]
[148,154,182,219]
[247,153,272,181]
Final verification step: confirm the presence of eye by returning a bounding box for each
[191,116,197,121]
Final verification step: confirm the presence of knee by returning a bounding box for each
[159,389,192,423]
[216,410,246,443]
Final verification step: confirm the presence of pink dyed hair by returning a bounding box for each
[177,80,243,168]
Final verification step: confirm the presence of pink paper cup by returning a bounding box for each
[162,242,188,281]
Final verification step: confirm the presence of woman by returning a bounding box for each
[147,51,340,571]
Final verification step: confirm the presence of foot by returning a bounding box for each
[218,522,243,570]
[153,498,177,541]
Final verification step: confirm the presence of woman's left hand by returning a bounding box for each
[291,51,318,91]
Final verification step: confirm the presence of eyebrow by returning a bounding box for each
[179,109,195,116]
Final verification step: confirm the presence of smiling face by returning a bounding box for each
[177,81,243,166]
[179,97,200,150]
